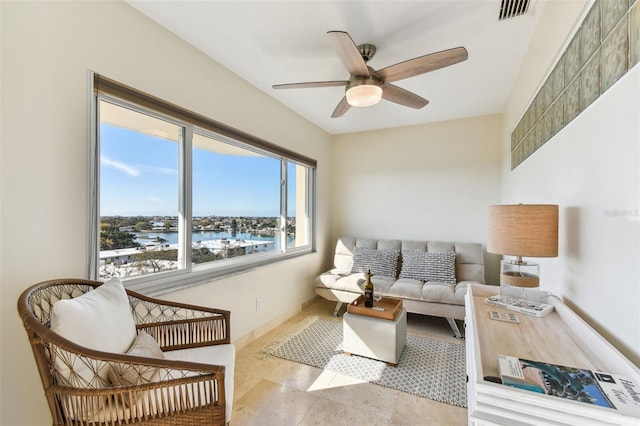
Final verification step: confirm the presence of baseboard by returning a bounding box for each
[233,295,319,350]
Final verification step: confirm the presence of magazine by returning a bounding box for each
[497,355,640,416]
[484,295,554,317]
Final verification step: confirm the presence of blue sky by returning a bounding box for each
[100,124,296,217]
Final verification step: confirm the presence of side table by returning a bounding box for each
[343,296,407,366]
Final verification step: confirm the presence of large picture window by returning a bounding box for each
[90,74,316,293]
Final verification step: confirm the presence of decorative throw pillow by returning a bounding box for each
[50,277,138,388]
[351,246,400,277]
[108,330,164,387]
[400,250,457,284]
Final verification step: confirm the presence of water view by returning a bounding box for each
[135,230,294,249]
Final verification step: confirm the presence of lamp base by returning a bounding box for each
[500,260,541,302]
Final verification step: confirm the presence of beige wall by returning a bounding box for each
[331,115,503,284]
[501,0,640,364]
[0,2,332,425]
[2,1,638,424]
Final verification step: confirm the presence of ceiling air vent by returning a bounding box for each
[499,0,530,20]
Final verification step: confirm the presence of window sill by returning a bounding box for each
[123,247,314,297]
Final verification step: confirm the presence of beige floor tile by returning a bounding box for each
[234,345,286,401]
[232,298,468,425]
[390,391,467,425]
[232,379,318,426]
[265,359,337,392]
[313,375,399,421]
[298,396,391,426]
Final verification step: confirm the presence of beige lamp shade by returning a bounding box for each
[487,204,559,258]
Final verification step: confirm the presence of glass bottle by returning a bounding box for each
[364,269,374,308]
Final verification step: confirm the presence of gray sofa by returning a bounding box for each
[314,237,485,338]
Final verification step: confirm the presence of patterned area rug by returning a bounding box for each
[261,316,467,407]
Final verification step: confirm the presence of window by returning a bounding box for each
[89,74,316,293]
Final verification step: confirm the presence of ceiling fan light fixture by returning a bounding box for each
[346,83,382,107]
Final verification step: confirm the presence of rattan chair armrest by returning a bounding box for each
[54,361,227,425]
[126,288,230,320]
[125,289,231,349]
[108,350,227,375]
[137,316,230,351]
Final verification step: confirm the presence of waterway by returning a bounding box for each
[135,230,293,249]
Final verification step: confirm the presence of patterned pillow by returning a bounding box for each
[351,247,400,277]
[400,250,457,284]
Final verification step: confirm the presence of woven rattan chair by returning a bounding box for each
[18,278,232,425]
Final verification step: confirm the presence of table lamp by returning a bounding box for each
[487,204,558,301]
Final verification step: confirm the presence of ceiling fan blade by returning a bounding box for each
[272,81,348,90]
[375,47,468,83]
[327,31,370,77]
[331,96,351,118]
[382,83,429,109]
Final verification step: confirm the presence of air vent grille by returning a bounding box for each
[499,0,530,20]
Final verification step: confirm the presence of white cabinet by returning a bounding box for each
[465,284,640,426]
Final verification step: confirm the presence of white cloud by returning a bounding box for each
[147,196,163,202]
[101,156,140,177]
[140,165,177,175]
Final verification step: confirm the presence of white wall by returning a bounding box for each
[331,114,503,284]
[0,2,332,425]
[502,0,640,364]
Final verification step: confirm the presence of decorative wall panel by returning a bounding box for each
[511,0,639,169]
[631,1,640,65]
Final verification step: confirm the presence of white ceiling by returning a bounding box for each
[127,0,546,135]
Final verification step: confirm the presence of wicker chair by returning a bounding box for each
[18,278,232,425]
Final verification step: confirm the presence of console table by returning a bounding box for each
[465,283,640,425]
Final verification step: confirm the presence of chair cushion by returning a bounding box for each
[165,344,235,423]
[50,277,137,387]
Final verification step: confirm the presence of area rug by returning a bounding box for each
[260,316,467,407]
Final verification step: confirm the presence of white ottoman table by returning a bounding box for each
[343,298,407,366]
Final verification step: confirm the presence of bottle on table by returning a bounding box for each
[364,269,374,308]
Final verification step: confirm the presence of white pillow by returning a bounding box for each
[109,330,164,387]
[51,277,137,387]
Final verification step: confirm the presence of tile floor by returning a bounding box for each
[231,298,468,425]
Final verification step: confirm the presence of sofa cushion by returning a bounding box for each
[422,281,469,305]
[387,278,424,300]
[333,273,369,293]
[371,275,396,295]
[51,277,137,387]
[399,250,456,284]
[401,240,428,251]
[314,269,347,290]
[334,237,357,271]
[351,247,399,277]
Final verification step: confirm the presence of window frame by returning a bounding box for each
[88,72,316,295]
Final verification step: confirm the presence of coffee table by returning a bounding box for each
[343,296,407,366]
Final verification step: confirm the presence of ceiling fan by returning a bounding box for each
[272,31,468,118]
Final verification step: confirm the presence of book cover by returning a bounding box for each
[497,355,640,416]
